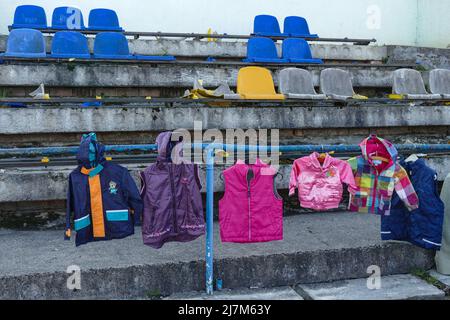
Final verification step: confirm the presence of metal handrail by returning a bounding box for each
[2,142,449,295]
[7,26,377,45]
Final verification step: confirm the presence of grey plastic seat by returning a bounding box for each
[319,68,355,100]
[393,69,441,99]
[429,69,450,99]
[278,68,326,99]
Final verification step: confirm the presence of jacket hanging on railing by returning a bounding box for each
[348,135,419,216]
[381,158,444,250]
[140,131,205,249]
[65,133,143,247]
[289,152,357,211]
[219,158,283,243]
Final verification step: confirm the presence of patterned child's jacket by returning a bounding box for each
[348,135,419,216]
[65,133,143,246]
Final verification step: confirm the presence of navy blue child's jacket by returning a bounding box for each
[381,158,444,250]
[65,133,143,246]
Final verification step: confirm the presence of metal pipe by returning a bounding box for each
[2,143,450,158]
[205,146,215,295]
[0,144,158,157]
[13,27,376,44]
[0,57,411,69]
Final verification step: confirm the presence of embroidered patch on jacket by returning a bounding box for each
[109,181,118,194]
[326,168,336,178]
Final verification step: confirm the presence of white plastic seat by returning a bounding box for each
[393,69,441,100]
[278,68,326,100]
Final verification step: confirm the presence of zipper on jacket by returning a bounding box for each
[168,165,177,232]
[248,185,251,241]
[371,173,378,214]
[247,169,252,241]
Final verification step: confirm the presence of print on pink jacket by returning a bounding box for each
[289,152,357,211]
[219,158,283,243]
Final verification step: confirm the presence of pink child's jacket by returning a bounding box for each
[289,152,357,211]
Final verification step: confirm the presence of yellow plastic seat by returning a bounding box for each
[237,67,285,100]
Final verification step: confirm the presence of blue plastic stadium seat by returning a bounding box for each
[4,29,46,58]
[93,32,133,59]
[11,5,47,29]
[253,15,286,37]
[282,38,323,64]
[284,16,318,38]
[50,31,90,59]
[243,37,288,63]
[52,7,85,30]
[88,9,123,31]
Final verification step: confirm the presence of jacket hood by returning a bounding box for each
[156,131,184,163]
[77,133,105,169]
[359,134,397,169]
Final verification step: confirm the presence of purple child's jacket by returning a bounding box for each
[140,132,205,249]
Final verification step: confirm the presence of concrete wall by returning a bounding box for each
[417,0,450,49]
[1,105,449,134]
[0,63,399,89]
[0,0,449,48]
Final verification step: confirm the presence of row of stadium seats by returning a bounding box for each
[232,67,450,100]
[254,15,317,38]
[244,37,322,64]
[5,5,325,64]
[10,5,317,40]
[10,5,122,31]
[1,28,319,64]
[1,29,175,61]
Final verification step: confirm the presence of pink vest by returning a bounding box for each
[219,159,283,243]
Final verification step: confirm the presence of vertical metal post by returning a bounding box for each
[205,146,215,295]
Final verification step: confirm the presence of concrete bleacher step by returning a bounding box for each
[166,287,304,300]
[165,274,446,300]
[297,274,445,300]
[429,269,450,291]
[0,212,435,299]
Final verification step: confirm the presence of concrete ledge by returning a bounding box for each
[0,212,436,299]
[1,105,449,135]
[166,287,304,300]
[298,274,445,300]
[0,63,397,88]
[1,157,449,205]
[387,45,450,70]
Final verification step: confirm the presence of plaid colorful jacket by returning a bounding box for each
[348,135,419,216]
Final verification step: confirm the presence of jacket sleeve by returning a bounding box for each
[338,161,357,195]
[123,170,144,226]
[289,161,300,196]
[394,165,419,211]
[64,175,73,240]
[347,157,357,173]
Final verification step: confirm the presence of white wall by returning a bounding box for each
[417,0,450,48]
[0,0,449,48]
